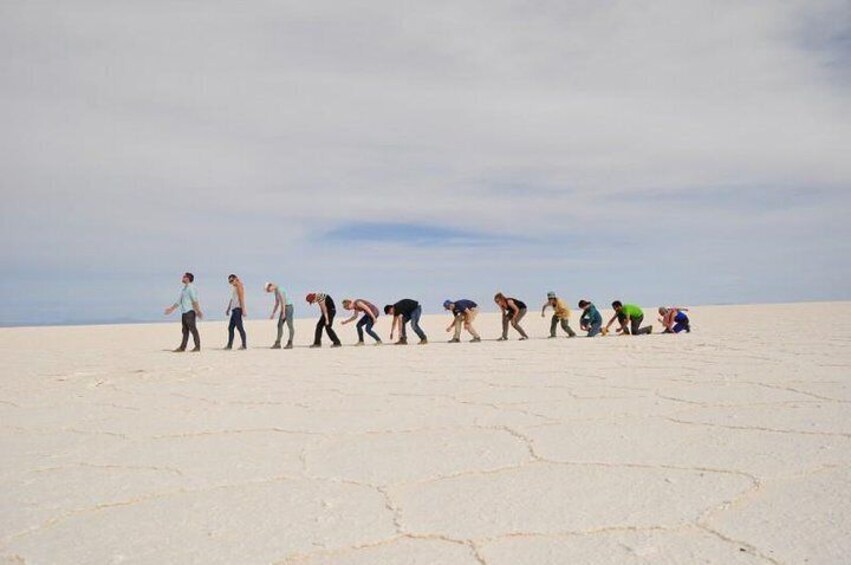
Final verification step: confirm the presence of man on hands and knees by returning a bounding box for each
[659,306,691,334]
[605,300,653,336]
[164,272,203,352]
[385,299,428,345]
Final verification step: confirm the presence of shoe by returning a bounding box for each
[548,335,556,339]
[470,337,481,343]
[647,328,653,334]
[223,345,233,350]
[374,340,383,346]
[238,346,247,350]
[600,328,609,336]
[497,337,507,342]
[271,343,281,349]
[309,344,322,348]
[354,341,365,347]
[448,338,460,343]
[172,348,186,353]
[284,342,293,349]
[395,338,408,345]
[519,336,528,341]
[331,343,342,348]
[418,339,428,345]
[190,347,201,353]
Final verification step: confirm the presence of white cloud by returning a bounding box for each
[1,0,848,323]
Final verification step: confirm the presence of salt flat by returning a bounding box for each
[1,303,850,564]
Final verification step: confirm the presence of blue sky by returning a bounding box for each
[1,0,849,326]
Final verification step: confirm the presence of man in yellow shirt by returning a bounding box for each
[541,291,577,338]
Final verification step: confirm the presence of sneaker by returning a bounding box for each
[395,338,408,345]
[190,347,201,353]
[331,343,342,348]
[284,342,293,349]
[470,337,481,343]
[448,338,461,343]
[354,341,365,347]
[309,344,322,349]
[172,348,186,353]
[418,339,428,345]
[519,336,528,341]
[271,343,282,349]
[497,337,508,342]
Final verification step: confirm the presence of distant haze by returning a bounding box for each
[1,0,849,326]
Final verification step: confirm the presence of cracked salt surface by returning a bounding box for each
[1,303,850,563]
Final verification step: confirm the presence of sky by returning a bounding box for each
[1,0,849,326]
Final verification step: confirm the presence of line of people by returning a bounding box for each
[164,272,690,352]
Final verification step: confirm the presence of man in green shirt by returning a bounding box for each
[605,300,653,335]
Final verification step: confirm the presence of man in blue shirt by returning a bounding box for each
[164,272,203,352]
[443,299,482,343]
[578,300,603,337]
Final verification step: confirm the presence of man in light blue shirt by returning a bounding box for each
[164,272,203,352]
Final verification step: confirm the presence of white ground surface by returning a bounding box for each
[1,302,850,564]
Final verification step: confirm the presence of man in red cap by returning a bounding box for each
[306,292,342,348]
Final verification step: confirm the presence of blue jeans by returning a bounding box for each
[401,306,427,341]
[227,308,247,348]
[586,321,602,337]
[357,315,381,342]
[673,312,690,333]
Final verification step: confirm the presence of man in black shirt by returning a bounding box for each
[384,299,428,345]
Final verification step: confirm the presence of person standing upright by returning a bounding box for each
[266,282,294,349]
[541,291,577,338]
[306,292,342,348]
[164,272,203,352]
[225,274,248,350]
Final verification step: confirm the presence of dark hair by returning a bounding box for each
[228,273,237,281]
[578,300,589,308]
[383,305,393,315]
[184,272,194,282]
[611,300,623,309]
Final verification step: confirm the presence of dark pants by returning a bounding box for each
[629,314,652,335]
[227,308,247,348]
[314,309,341,346]
[357,314,381,342]
[550,315,576,337]
[180,311,200,350]
[401,306,427,341]
[276,304,295,345]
